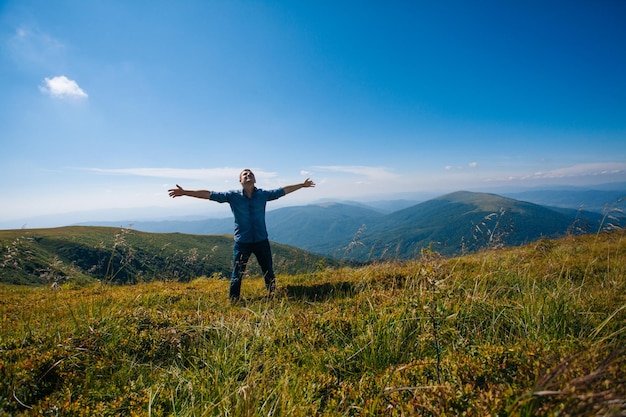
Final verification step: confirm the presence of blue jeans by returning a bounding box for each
[230,239,276,299]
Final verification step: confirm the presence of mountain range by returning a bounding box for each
[77,190,624,261]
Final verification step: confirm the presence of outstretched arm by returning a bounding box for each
[168,184,211,199]
[282,178,315,195]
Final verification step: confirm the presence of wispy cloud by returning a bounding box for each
[7,26,66,69]
[40,75,88,99]
[522,162,626,180]
[446,162,479,171]
[85,163,624,192]
[313,165,399,180]
[481,162,626,184]
[82,167,278,180]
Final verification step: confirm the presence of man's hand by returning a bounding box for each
[283,178,315,194]
[168,184,185,198]
[168,186,211,199]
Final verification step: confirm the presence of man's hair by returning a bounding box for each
[240,169,253,179]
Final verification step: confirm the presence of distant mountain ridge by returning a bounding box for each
[266,203,383,254]
[73,190,622,261]
[502,188,625,213]
[335,191,605,260]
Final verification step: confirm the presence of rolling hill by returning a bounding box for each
[336,191,605,260]
[262,191,606,260]
[265,202,384,254]
[0,227,337,286]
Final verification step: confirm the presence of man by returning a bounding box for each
[168,169,315,301]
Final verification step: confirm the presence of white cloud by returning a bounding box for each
[313,165,399,180]
[481,162,626,185]
[40,75,88,99]
[521,162,626,180]
[80,162,626,197]
[444,162,478,171]
[82,167,278,181]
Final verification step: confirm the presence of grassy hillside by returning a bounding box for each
[1,231,624,416]
[0,226,335,286]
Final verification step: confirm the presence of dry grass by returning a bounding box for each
[1,231,625,416]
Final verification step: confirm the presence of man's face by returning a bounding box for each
[240,170,255,185]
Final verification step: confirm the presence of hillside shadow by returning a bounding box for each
[284,281,355,302]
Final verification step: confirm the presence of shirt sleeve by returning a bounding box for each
[264,188,286,201]
[208,190,231,203]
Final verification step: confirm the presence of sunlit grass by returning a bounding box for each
[1,231,625,416]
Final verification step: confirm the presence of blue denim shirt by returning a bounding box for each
[209,187,286,243]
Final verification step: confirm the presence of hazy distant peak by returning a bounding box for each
[437,191,537,214]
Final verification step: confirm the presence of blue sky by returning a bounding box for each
[1,0,625,227]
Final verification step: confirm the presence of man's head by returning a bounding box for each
[239,169,256,186]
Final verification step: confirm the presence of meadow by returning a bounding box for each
[1,231,625,416]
